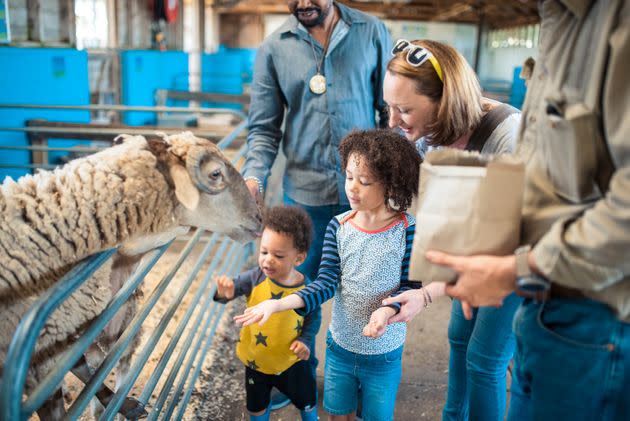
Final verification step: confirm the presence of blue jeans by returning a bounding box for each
[283,194,350,282]
[324,331,402,421]
[507,298,630,421]
[442,293,522,421]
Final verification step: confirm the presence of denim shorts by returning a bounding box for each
[324,331,403,421]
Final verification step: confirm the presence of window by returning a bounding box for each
[487,24,539,49]
[75,0,108,49]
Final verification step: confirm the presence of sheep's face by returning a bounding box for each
[161,133,262,242]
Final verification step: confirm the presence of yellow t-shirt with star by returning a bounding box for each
[221,268,308,375]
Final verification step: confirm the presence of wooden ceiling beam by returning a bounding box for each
[482,0,538,16]
[215,1,438,16]
[215,4,288,14]
[432,3,475,21]
[213,0,539,28]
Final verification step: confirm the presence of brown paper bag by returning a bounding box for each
[409,149,525,283]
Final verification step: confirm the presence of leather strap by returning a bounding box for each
[465,103,519,152]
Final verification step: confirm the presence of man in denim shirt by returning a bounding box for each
[243,0,391,285]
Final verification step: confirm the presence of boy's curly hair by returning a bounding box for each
[262,205,313,253]
[339,129,421,212]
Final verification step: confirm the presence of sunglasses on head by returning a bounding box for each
[391,39,444,82]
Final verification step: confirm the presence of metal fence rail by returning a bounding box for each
[0,123,254,420]
[0,103,247,119]
[0,102,247,174]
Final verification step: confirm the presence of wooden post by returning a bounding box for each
[26,0,42,42]
[107,0,118,48]
[59,0,76,46]
[126,0,134,47]
[175,0,184,50]
[109,0,121,116]
[198,0,205,52]
[473,11,484,73]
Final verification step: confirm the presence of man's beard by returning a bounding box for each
[294,4,330,27]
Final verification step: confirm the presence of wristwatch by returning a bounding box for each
[514,245,550,300]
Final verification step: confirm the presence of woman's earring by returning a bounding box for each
[388,197,400,210]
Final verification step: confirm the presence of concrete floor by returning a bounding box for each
[270,297,452,420]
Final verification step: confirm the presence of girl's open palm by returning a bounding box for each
[233,299,280,326]
[363,307,394,338]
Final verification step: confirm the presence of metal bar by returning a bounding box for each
[64,230,206,420]
[161,303,224,421]
[100,234,228,420]
[160,247,242,421]
[0,164,57,170]
[156,90,250,106]
[174,305,229,420]
[0,248,117,421]
[23,245,169,415]
[149,244,243,421]
[172,254,246,421]
[0,103,246,119]
[0,126,240,138]
[138,237,229,415]
[231,144,248,163]
[161,246,245,421]
[0,133,246,172]
[0,145,105,153]
[216,120,248,150]
[172,248,245,421]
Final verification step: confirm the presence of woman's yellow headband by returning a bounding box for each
[391,39,444,82]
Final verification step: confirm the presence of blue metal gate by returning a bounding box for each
[0,120,254,420]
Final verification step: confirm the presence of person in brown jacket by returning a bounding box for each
[386,0,630,419]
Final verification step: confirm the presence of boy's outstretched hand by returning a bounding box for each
[290,340,310,361]
[234,299,281,326]
[215,275,235,299]
[363,307,396,338]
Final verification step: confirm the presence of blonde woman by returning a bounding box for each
[381,39,521,421]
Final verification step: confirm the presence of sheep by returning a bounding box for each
[0,132,262,420]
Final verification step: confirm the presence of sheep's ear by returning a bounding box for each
[170,164,199,210]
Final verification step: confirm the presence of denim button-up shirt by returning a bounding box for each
[242,3,392,206]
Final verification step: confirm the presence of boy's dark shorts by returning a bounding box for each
[245,360,317,413]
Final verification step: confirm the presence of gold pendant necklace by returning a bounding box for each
[309,74,327,94]
[307,17,336,95]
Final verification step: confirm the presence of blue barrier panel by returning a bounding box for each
[201,51,243,110]
[220,45,257,84]
[0,48,90,180]
[121,50,189,126]
[510,66,527,110]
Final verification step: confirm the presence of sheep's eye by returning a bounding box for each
[209,169,221,180]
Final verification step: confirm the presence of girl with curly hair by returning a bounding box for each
[235,128,423,421]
